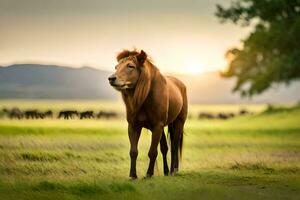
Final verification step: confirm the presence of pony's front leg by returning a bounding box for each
[146,124,164,177]
[128,124,142,179]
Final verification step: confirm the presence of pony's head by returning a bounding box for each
[108,49,148,91]
[109,49,154,114]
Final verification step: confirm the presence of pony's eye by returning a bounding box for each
[128,65,135,69]
[115,65,118,70]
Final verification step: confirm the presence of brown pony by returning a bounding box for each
[108,49,188,179]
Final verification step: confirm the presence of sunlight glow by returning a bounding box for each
[178,60,208,75]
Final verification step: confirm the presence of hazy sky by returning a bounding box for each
[0,0,251,74]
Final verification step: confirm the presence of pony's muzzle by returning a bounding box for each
[108,74,117,85]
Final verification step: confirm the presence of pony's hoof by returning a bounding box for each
[143,174,152,179]
[170,173,178,176]
[129,175,138,180]
[170,168,178,176]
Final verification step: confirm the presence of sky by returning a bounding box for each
[0,0,251,74]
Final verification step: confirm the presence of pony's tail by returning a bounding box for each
[167,123,172,148]
[168,123,183,162]
[179,131,183,161]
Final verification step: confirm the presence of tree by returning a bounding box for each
[216,0,300,97]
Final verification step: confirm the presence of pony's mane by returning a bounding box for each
[117,49,154,63]
[118,49,157,120]
[117,50,139,62]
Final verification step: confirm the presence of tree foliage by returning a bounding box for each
[216,0,300,96]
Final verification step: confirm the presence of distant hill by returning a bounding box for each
[0,64,300,103]
[0,64,117,99]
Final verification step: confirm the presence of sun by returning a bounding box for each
[182,60,206,75]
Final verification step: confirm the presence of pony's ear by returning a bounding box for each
[136,50,147,65]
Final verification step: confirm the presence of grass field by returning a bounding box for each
[0,100,299,200]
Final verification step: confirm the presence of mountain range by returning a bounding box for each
[0,64,299,103]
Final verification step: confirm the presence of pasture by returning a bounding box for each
[0,100,299,200]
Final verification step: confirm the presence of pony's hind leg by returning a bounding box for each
[160,130,169,176]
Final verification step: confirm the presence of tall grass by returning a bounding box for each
[0,101,299,200]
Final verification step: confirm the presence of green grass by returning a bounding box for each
[0,101,299,200]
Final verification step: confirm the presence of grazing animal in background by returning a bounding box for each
[198,112,215,119]
[25,110,51,119]
[8,107,23,119]
[80,111,94,119]
[239,109,249,115]
[58,110,78,119]
[228,112,235,118]
[96,111,118,119]
[43,110,53,118]
[0,108,9,118]
[217,112,235,120]
[24,110,39,119]
[108,49,188,179]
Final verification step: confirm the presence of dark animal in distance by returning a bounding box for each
[25,110,53,119]
[239,109,250,115]
[0,108,8,118]
[217,112,235,120]
[198,110,252,120]
[43,110,53,118]
[109,49,188,179]
[96,111,118,119]
[24,110,40,119]
[8,107,23,119]
[58,110,78,119]
[198,112,215,119]
[2,108,117,120]
[80,111,94,119]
